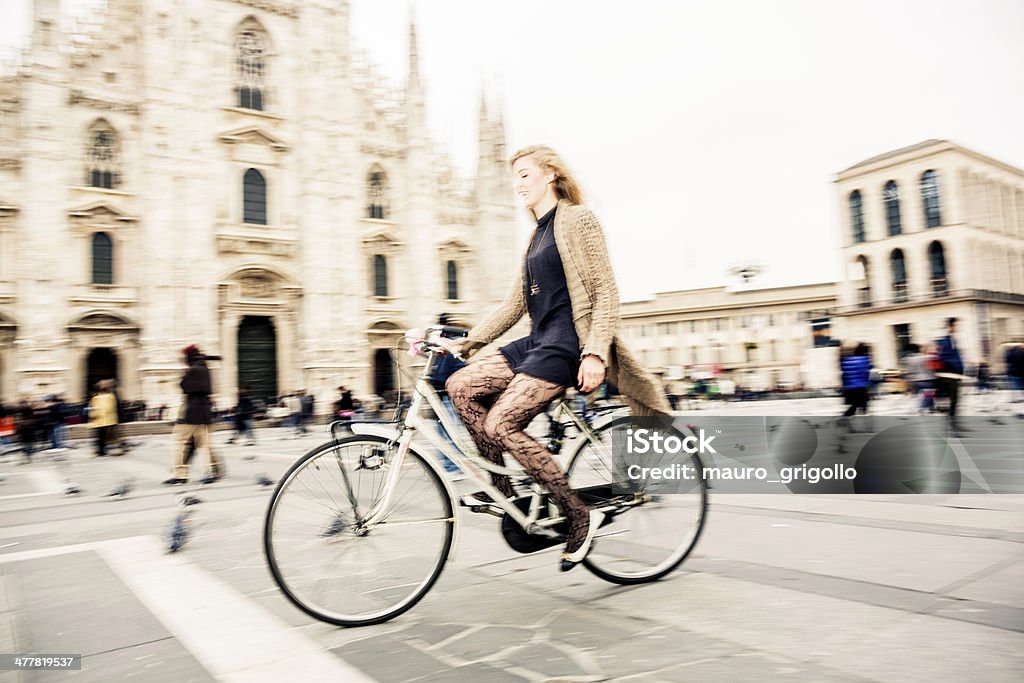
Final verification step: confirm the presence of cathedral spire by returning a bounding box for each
[492,77,507,160]
[478,87,490,144]
[31,0,61,56]
[407,12,421,91]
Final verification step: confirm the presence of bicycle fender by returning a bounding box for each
[349,423,401,440]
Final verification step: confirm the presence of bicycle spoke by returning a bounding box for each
[265,437,454,626]
[565,425,707,583]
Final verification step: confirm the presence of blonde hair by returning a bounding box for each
[509,145,584,206]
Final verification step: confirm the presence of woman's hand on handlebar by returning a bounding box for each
[439,337,466,357]
[578,355,606,393]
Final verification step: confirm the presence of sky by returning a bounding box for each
[2,0,1023,302]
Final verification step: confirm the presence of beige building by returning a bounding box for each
[620,282,838,391]
[0,0,517,409]
[834,139,1024,372]
[619,140,1024,391]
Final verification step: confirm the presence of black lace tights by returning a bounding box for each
[446,354,591,553]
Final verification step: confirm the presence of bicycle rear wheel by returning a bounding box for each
[565,419,708,584]
[264,435,455,626]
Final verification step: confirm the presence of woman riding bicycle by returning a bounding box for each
[446,145,670,571]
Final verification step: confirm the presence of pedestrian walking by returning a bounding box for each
[1005,341,1024,402]
[839,343,872,419]
[333,385,355,420]
[48,394,69,450]
[0,402,14,451]
[934,317,967,432]
[164,345,225,485]
[901,343,934,414]
[16,397,38,460]
[228,386,256,445]
[283,392,302,435]
[88,380,119,458]
[298,390,314,434]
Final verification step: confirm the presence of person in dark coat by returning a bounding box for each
[840,342,873,418]
[1007,341,1024,402]
[333,385,355,417]
[163,345,225,485]
[16,398,38,460]
[228,386,256,445]
[934,317,966,428]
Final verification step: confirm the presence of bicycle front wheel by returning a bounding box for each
[565,420,708,584]
[264,435,455,626]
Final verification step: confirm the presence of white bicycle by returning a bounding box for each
[263,325,708,626]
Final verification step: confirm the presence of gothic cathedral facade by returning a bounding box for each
[0,0,518,410]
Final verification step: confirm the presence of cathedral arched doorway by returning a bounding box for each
[373,348,395,400]
[85,348,118,397]
[238,316,278,404]
[68,312,140,402]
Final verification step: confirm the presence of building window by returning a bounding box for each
[928,240,948,296]
[373,255,388,297]
[884,180,902,236]
[921,170,942,228]
[366,169,388,219]
[890,249,908,302]
[85,121,120,189]
[243,169,267,225]
[689,320,697,333]
[811,318,833,347]
[855,255,871,307]
[893,323,912,358]
[714,318,723,331]
[850,190,865,243]
[446,260,458,300]
[658,322,676,335]
[235,26,267,111]
[92,232,113,285]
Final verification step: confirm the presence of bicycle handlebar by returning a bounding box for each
[406,326,467,361]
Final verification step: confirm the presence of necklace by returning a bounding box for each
[526,207,555,296]
[526,226,544,296]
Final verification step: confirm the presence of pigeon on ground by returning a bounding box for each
[176,494,202,507]
[320,516,347,538]
[105,478,134,499]
[167,514,189,553]
[63,483,83,496]
[255,474,275,487]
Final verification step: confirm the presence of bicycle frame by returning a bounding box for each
[347,345,615,538]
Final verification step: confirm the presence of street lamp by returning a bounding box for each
[730,264,763,286]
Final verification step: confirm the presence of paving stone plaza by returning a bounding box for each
[1,392,1021,681]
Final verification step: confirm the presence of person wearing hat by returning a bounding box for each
[164,344,225,485]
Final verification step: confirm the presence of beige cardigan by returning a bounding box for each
[465,199,671,417]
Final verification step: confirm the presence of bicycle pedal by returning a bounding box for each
[458,495,487,511]
[459,496,504,517]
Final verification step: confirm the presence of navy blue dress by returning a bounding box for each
[500,205,582,388]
